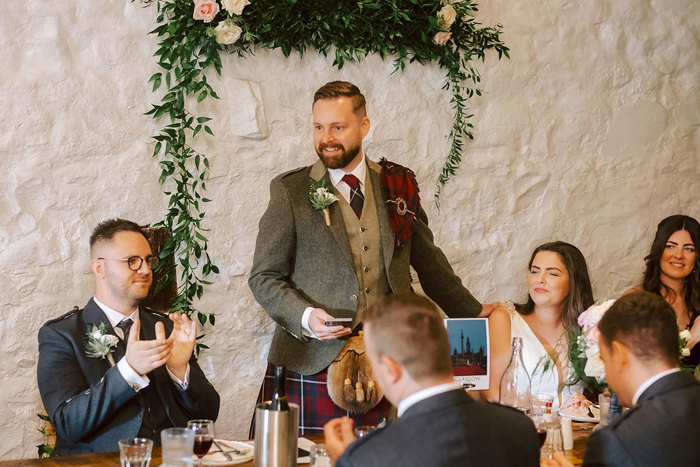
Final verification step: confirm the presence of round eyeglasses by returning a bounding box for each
[97,256,159,271]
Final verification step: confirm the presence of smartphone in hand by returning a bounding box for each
[323,317,352,327]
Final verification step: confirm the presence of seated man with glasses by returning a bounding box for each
[37,218,219,455]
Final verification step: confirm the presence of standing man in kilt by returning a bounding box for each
[249,81,489,433]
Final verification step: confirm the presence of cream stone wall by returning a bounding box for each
[1,0,698,459]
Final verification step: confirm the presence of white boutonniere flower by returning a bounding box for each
[309,179,339,227]
[680,329,692,357]
[85,323,120,366]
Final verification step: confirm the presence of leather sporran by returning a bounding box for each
[326,332,383,413]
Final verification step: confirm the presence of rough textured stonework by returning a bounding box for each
[1,0,698,459]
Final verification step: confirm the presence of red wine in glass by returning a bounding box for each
[537,428,547,447]
[194,434,214,457]
[188,419,215,466]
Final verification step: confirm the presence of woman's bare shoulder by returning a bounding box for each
[622,284,644,296]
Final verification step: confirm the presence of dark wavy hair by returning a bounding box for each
[516,241,594,331]
[642,215,700,324]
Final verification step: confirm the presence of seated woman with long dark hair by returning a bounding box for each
[482,241,594,409]
[624,214,700,369]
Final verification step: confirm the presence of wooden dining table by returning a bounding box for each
[0,422,595,466]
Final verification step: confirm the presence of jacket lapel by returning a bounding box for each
[82,298,114,331]
[82,298,120,370]
[310,159,354,269]
[367,159,395,270]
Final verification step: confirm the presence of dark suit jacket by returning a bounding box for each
[37,299,220,456]
[583,371,700,466]
[249,158,481,374]
[336,388,540,467]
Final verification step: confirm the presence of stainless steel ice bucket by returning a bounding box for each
[253,401,299,467]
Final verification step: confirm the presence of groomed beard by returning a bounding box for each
[316,142,361,170]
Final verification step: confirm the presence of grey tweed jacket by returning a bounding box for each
[248,158,481,374]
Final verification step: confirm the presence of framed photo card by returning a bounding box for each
[444,318,490,390]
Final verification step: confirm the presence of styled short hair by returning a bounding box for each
[89,218,148,250]
[363,293,452,382]
[516,241,594,331]
[642,214,700,323]
[313,81,366,115]
[598,291,679,366]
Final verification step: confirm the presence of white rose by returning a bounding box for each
[437,5,457,31]
[214,21,242,45]
[682,347,691,357]
[584,352,606,379]
[104,335,119,346]
[221,0,250,15]
[680,329,691,340]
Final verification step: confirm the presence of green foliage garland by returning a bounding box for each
[141,0,508,318]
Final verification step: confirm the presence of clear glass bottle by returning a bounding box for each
[499,337,532,414]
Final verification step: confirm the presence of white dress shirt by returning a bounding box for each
[93,297,189,390]
[301,153,367,338]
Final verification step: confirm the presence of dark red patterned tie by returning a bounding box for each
[342,174,364,219]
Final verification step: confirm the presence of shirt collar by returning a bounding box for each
[93,296,139,332]
[327,152,366,189]
[632,367,680,405]
[397,381,462,417]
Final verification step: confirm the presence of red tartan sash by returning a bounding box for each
[379,158,420,248]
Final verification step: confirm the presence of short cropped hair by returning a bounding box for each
[363,293,452,382]
[598,291,679,366]
[89,218,148,251]
[313,81,366,115]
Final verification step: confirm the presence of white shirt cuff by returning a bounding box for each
[166,364,190,390]
[301,307,319,339]
[117,356,150,391]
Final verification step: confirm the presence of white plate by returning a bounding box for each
[202,440,254,466]
[560,406,600,423]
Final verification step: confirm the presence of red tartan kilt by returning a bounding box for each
[250,363,393,436]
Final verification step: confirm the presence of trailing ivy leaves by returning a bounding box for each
[139,0,507,332]
[143,0,222,332]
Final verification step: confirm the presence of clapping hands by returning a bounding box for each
[125,318,172,376]
[124,313,197,379]
[166,312,197,380]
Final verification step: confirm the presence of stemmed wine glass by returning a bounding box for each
[188,419,215,466]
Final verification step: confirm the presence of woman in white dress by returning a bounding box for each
[482,241,594,409]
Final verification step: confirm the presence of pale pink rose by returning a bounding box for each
[433,31,452,46]
[577,299,616,332]
[193,0,220,23]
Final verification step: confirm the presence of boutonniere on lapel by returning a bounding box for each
[309,179,339,227]
[85,323,119,366]
[379,158,419,248]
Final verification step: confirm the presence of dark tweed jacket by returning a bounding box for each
[249,158,481,374]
